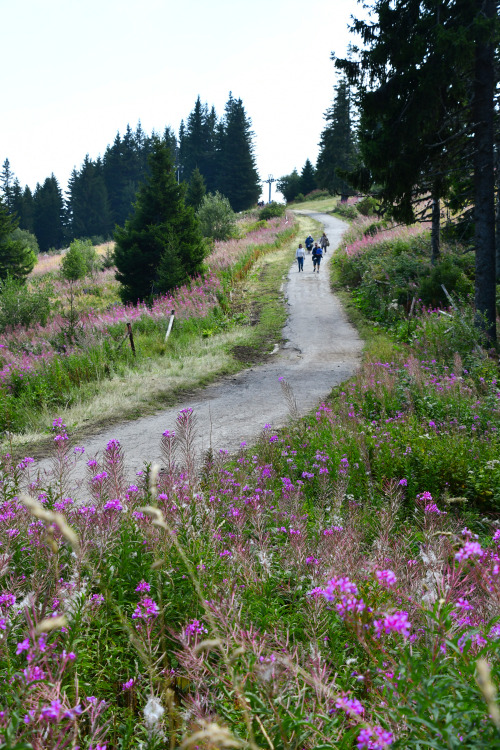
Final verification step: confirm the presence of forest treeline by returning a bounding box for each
[0,93,260,252]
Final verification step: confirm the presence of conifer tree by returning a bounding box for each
[0,199,36,281]
[33,175,64,252]
[316,78,357,201]
[217,94,260,212]
[299,159,317,196]
[336,0,498,339]
[114,136,206,303]
[67,156,112,240]
[185,167,206,211]
[1,159,14,212]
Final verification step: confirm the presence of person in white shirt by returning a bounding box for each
[296,243,306,272]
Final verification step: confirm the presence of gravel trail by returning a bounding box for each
[45,212,362,477]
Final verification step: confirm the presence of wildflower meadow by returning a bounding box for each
[0,218,499,748]
[0,215,295,435]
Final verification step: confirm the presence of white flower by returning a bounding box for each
[144,696,164,732]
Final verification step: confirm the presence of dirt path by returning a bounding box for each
[42,212,362,478]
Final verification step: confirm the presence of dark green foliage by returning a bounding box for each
[316,77,357,199]
[0,158,14,212]
[356,196,378,216]
[114,136,206,303]
[180,97,218,190]
[259,202,286,220]
[67,156,112,240]
[418,258,473,308]
[217,94,261,212]
[33,175,65,252]
[0,200,36,281]
[185,167,206,211]
[277,169,302,203]
[0,276,51,332]
[299,158,317,196]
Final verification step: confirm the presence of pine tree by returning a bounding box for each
[299,159,317,196]
[1,159,14,212]
[33,175,65,252]
[336,0,498,339]
[217,94,261,212]
[316,77,357,201]
[114,136,206,303]
[67,156,112,240]
[0,198,36,281]
[185,167,207,211]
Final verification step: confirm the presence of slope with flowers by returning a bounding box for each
[0,214,499,749]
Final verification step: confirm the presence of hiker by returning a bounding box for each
[320,232,330,253]
[312,243,323,272]
[296,243,305,272]
[305,235,314,253]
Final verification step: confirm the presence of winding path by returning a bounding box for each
[50,212,362,478]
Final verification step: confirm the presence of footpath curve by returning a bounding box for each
[54,212,363,477]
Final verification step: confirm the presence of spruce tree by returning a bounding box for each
[217,94,261,212]
[336,0,498,339]
[67,156,112,240]
[33,175,64,252]
[185,167,207,211]
[114,136,206,303]
[0,199,36,281]
[316,77,357,201]
[299,159,317,196]
[1,159,14,212]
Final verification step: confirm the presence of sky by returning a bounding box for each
[1,0,363,202]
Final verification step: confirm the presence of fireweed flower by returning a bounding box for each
[455,541,484,562]
[103,499,123,511]
[375,570,397,587]
[357,725,393,749]
[135,580,151,593]
[185,619,208,639]
[122,679,135,690]
[335,695,364,716]
[132,597,159,620]
[320,577,359,600]
[373,611,411,639]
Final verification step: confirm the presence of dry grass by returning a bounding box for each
[290,195,339,212]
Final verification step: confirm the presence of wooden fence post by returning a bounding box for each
[165,310,175,342]
[126,322,136,356]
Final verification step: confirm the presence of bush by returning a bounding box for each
[418,258,473,307]
[0,276,52,332]
[197,191,236,241]
[61,241,87,282]
[11,228,39,255]
[259,202,286,220]
[356,196,379,216]
[334,202,358,220]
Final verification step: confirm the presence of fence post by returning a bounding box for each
[165,310,175,342]
[126,322,136,356]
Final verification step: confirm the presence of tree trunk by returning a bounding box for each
[431,191,441,265]
[473,0,497,343]
[496,139,500,281]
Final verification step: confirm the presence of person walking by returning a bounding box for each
[296,243,305,272]
[312,243,323,272]
[320,232,330,254]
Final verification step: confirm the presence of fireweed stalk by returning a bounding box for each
[1,382,500,749]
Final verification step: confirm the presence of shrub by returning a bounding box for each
[0,275,51,332]
[61,241,87,282]
[356,196,379,216]
[196,191,236,241]
[11,228,40,255]
[334,202,359,220]
[418,257,473,307]
[259,202,286,220]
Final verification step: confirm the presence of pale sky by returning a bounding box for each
[1,0,362,201]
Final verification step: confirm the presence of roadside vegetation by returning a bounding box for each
[0,209,307,454]
[1,216,500,749]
